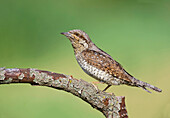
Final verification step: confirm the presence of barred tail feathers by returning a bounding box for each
[132,78,162,93]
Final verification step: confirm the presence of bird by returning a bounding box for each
[61,29,162,93]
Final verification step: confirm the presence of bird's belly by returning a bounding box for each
[76,57,120,85]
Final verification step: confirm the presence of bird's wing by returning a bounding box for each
[81,49,133,83]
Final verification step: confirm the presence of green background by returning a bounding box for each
[0,0,170,118]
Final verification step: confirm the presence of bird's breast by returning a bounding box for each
[76,55,120,85]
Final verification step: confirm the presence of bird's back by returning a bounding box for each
[76,49,133,85]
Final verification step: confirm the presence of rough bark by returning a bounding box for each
[0,67,128,118]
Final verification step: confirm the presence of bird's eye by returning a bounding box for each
[74,33,79,36]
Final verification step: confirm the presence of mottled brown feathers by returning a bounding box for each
[61,29,162,93]
[81,49,132,83]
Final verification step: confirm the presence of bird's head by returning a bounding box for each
[61,29,93,53]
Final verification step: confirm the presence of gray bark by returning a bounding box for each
[0,67,128,118]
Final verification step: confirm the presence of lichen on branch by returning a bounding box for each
[0,67,128,118]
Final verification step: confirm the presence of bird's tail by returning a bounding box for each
[132,78,162,93]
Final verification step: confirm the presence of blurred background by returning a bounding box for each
[0,0,170,118]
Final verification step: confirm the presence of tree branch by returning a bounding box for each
[0,67,128,118]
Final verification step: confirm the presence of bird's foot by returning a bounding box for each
[102,85,111,92]
[90,82,101,93]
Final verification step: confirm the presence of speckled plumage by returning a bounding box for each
[61,29,162,93]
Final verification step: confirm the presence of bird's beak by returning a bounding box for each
[61,32,70,36]
[61,32,66,35]
[61,32,73,41]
